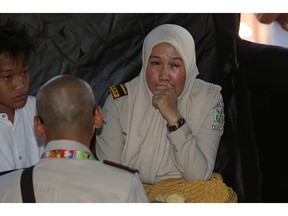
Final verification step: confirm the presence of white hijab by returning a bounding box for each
[122,24,200,183]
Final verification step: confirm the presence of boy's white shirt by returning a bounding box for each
[0,96,44,172]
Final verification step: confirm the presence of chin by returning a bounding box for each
[13,99,27,109]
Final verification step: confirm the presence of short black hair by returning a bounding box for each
[0,20,35,61]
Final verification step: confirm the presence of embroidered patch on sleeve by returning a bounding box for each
[102,104,109,119]
[212,109,225,131]
[108,83,128,99]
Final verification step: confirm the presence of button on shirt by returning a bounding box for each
[0,96,45,172]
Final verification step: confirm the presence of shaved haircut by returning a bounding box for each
[36,75,95,134]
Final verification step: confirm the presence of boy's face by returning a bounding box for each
[0,53,30,114]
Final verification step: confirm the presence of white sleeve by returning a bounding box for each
[167,92,224,181]
[96,94,126,163]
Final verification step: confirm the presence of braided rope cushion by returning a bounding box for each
[143,172,238,203]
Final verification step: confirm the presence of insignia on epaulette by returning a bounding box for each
[108,83,128,99]
[103,160,139,174]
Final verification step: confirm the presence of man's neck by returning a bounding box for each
[46,135,91,149]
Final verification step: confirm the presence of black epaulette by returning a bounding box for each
[108,83,128,99]
[103,160,139,174]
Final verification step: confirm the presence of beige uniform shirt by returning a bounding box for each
[96,79,224,184]
[0,140,148,202]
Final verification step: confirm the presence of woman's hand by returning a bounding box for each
[152,84,181,124]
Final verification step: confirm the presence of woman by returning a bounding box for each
[96,24,224,185]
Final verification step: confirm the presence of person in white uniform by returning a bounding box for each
[96,24,225,185]
[0,75,149,202]
[0,21,44,172]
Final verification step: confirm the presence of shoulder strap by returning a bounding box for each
[20,165,36,203]
[103,160,139,174]
[108,83,128,99]
[0,169,17,176]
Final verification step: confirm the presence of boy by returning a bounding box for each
[0,21,44,172]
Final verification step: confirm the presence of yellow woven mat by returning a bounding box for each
[143,173,237,203]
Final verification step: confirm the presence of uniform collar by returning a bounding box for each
[45,140,91,153]
[43,140,95,160]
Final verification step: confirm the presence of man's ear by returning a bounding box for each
[34,116,46,138]
[93,105,103,129]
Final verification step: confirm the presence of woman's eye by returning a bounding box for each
[151,61,159,65]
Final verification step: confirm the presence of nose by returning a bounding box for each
[13,75,25,90]
[160,65,170,84]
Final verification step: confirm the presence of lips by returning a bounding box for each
[13,93,27,102]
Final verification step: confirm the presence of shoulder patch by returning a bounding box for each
[213,109,225,125]
[103,160,139,174]
[212,108,225,131]
[108,83,128,99]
